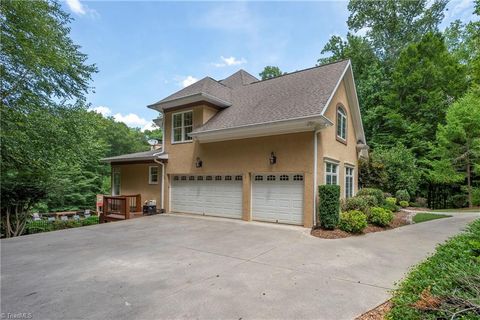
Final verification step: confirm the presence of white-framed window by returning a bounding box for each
[112,167,121,195]
[149,166,159,184]
[345,166,354,198]
[172,110,193,143]
[325,162,338,185]
[337,106,347,141]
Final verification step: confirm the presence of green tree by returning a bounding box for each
[347,0,447,64]
[0,0,96,237]
[259,66,285,80]
[429,91,480,208]
[370,144,421,195]
[381,32,467,157]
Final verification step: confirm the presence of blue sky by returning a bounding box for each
[63,0,477,131]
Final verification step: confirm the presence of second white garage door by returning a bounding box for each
[252,173,304,225]
[171,175,243,219]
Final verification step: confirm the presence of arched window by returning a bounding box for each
[337,106,347,141]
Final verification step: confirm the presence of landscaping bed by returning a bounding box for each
[311,211,410,239]
[386,218,480,319]
[357,219,480,320]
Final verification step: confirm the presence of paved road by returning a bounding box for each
[1,212,478,320]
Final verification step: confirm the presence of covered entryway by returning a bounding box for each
[171,174,243,219]
[252,173,304,225]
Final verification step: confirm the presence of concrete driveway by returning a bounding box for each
[1,212,478,320]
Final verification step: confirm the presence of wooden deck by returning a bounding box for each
[100,194,143,223]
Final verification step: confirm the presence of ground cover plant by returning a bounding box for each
[387,219,480,319]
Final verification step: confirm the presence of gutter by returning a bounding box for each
[152,111,166,212]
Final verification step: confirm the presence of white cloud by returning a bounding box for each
[113,113,149,127]
[181,75,198,87]
[213,56,247,67]
[66,0,86,15]
[449,0,474,17]
[65,0,98,17]
[90,106,155,132]
[141,122,158,132]
[90,105,111,116]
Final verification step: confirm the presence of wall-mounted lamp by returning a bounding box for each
[195,157,203,168]
[269,152,277,165]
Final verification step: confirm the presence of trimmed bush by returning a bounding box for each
[342,195,378,214]
[384,197,398,212]
[356,188,384,205]
[399,200,409,208]
[368,207,394,227]
[395,190,410,203]
[338,210,368,233]
[318,185,340,229]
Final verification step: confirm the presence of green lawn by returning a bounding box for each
[432,207,480,213]
[413,213,451,223]
[387,219,480,319]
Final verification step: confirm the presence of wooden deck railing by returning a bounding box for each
[100,194,141,223]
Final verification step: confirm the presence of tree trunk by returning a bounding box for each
[466,161,472,208]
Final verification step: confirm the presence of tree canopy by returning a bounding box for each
[259,66,285,80]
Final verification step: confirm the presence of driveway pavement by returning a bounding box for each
[1,212,479,320]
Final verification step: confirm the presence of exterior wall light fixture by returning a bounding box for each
[269,152,277,165]
[195,157,203,168]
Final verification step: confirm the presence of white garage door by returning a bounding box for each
[252,173,304,225]
[171,175,243,219]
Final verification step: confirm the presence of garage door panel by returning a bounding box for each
[252,174,304,225]
[171,175,242,219]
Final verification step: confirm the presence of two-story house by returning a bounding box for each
[102,59,368,227]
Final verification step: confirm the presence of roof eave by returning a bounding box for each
[190,115,333,143]
[147,93,231,112]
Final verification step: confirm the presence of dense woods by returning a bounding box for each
[0,0,160,236]
[318,0,480,209]
[1,0,479,237]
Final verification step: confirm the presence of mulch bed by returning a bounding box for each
[355,300,392,320]
[311,211,410,239]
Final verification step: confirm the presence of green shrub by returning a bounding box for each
[342,195,378,214]
[383,197,398,212]
[81,216,99,226]
[356,188,384,205]
[318,185,340,229]
[387,219,480,319]
[368,207,394,227]
[26,220,53,234]
[399,201,409,208]
[395,190,410,203]
[338,210,368,233]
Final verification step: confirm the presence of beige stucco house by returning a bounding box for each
[102,59,368,227]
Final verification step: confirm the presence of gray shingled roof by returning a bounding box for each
[220,70,258,88]
[151,77,231,107]
[195,60,349,133]
[101,149,168,162]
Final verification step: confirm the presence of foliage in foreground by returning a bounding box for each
[388,219,480,320]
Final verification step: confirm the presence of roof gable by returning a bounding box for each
[196,60,350,132]
[220,70,258,88]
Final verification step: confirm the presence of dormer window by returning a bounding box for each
[336,106,347,142]
[172,110,193,143]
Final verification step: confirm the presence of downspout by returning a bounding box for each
[313,128,321,227]
[153,111,165,211]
